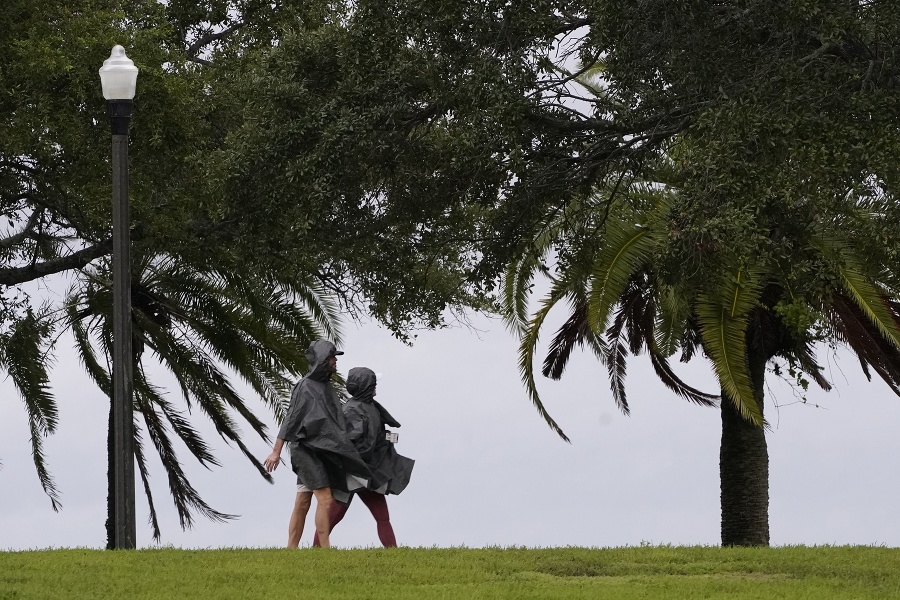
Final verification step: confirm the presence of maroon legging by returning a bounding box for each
[312,489,397,548]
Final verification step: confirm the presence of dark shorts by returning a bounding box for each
[289,442,330,490]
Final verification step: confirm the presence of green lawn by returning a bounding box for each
[2,546,899,599]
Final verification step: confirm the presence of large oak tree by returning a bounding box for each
[0,0,491,543]
[5,0,900,547]
[216,0,900,545]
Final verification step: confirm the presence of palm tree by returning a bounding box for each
[4,251,341,545]
[504,172,900,546]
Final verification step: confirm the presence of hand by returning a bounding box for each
[263,451,282,473]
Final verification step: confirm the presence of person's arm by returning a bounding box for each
[265,382,306,472]
[345,405,376,457]
[373,400,401,428]
[263,438,286,473]
[345,406,366,444]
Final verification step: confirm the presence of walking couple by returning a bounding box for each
[263,340,414,548]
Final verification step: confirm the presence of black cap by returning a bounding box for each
[333,350,344,356]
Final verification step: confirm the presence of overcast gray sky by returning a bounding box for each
[3,287,900,550]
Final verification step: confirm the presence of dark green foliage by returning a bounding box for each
[492,1,900,546]
[0,310,60,510]
[184,0,900,548]
[0,0,344,541]
[5,0,900,547]
[63,255,341,539]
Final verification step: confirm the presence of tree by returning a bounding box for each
[497,1,900,545]
[504,159,900,545]
[0,0,250,540]
[213,0,900,545]
[9,0,899,546]
[528,1,900,547]
[0,0,492,542]
[65,254,340,543]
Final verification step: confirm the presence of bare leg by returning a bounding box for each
[312,487,335,548]
[312,497,351,547]
[358,490,397,548]
[288,492,312,548]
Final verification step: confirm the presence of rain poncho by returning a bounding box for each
[278,340,370,490]
[342,367,415,495]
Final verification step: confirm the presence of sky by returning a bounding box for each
[3,289,900,550]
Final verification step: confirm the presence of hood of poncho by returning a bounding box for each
[305,339,341,382]
[346,367,377,402]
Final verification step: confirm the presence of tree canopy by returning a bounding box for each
[220,0,900,400]
[493,1,900,545]
[212,0,900,546]
[4,0,900,545]
[0,0,496,539]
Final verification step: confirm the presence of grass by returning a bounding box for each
[2,546,900,599]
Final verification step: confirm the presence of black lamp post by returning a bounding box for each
[99,45,138,550]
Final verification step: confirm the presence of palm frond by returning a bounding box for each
[550,58,622,110]
[654,284,691,358]
[502,253,535,335]
[502,219,559,335]
[66,297,112,395]
[132,423,162,541]
[858,354,873,381]
[517,275,575,442]
[587,214,659,333]
[138,389,236,529]
[142,327,275,480]
[143,267,317,416]
[829,292,900,395]
[840,263,900,351]
[679,316,704,363]
[542,295,607,381]
[603,279,652,414]
[270,275,344,346]
[134,366,221,469]
[811,234,900,350]
[649,351,719,406]
[606,340,630,415]
[696,268,765,425]
[625,278,654,356]
[790,341,833,392]
[587,225,651,329]
[24,406,62,511]
[3,312,61,509]
[5,313,57,436]
[140,300,270,405]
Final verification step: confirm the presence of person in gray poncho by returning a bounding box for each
[264,340,370,548]
[312,367,414,548]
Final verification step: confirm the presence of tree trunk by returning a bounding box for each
[719,344,770,546]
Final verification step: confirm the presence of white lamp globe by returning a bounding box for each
[99,45,138,100]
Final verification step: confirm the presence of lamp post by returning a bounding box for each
[99,45,138,550]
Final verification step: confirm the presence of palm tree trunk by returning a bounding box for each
[719,344,769,546]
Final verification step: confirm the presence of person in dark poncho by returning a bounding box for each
[313,367,414,548]
[264,340,371,548]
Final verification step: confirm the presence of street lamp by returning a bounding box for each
[99,45,138,550]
